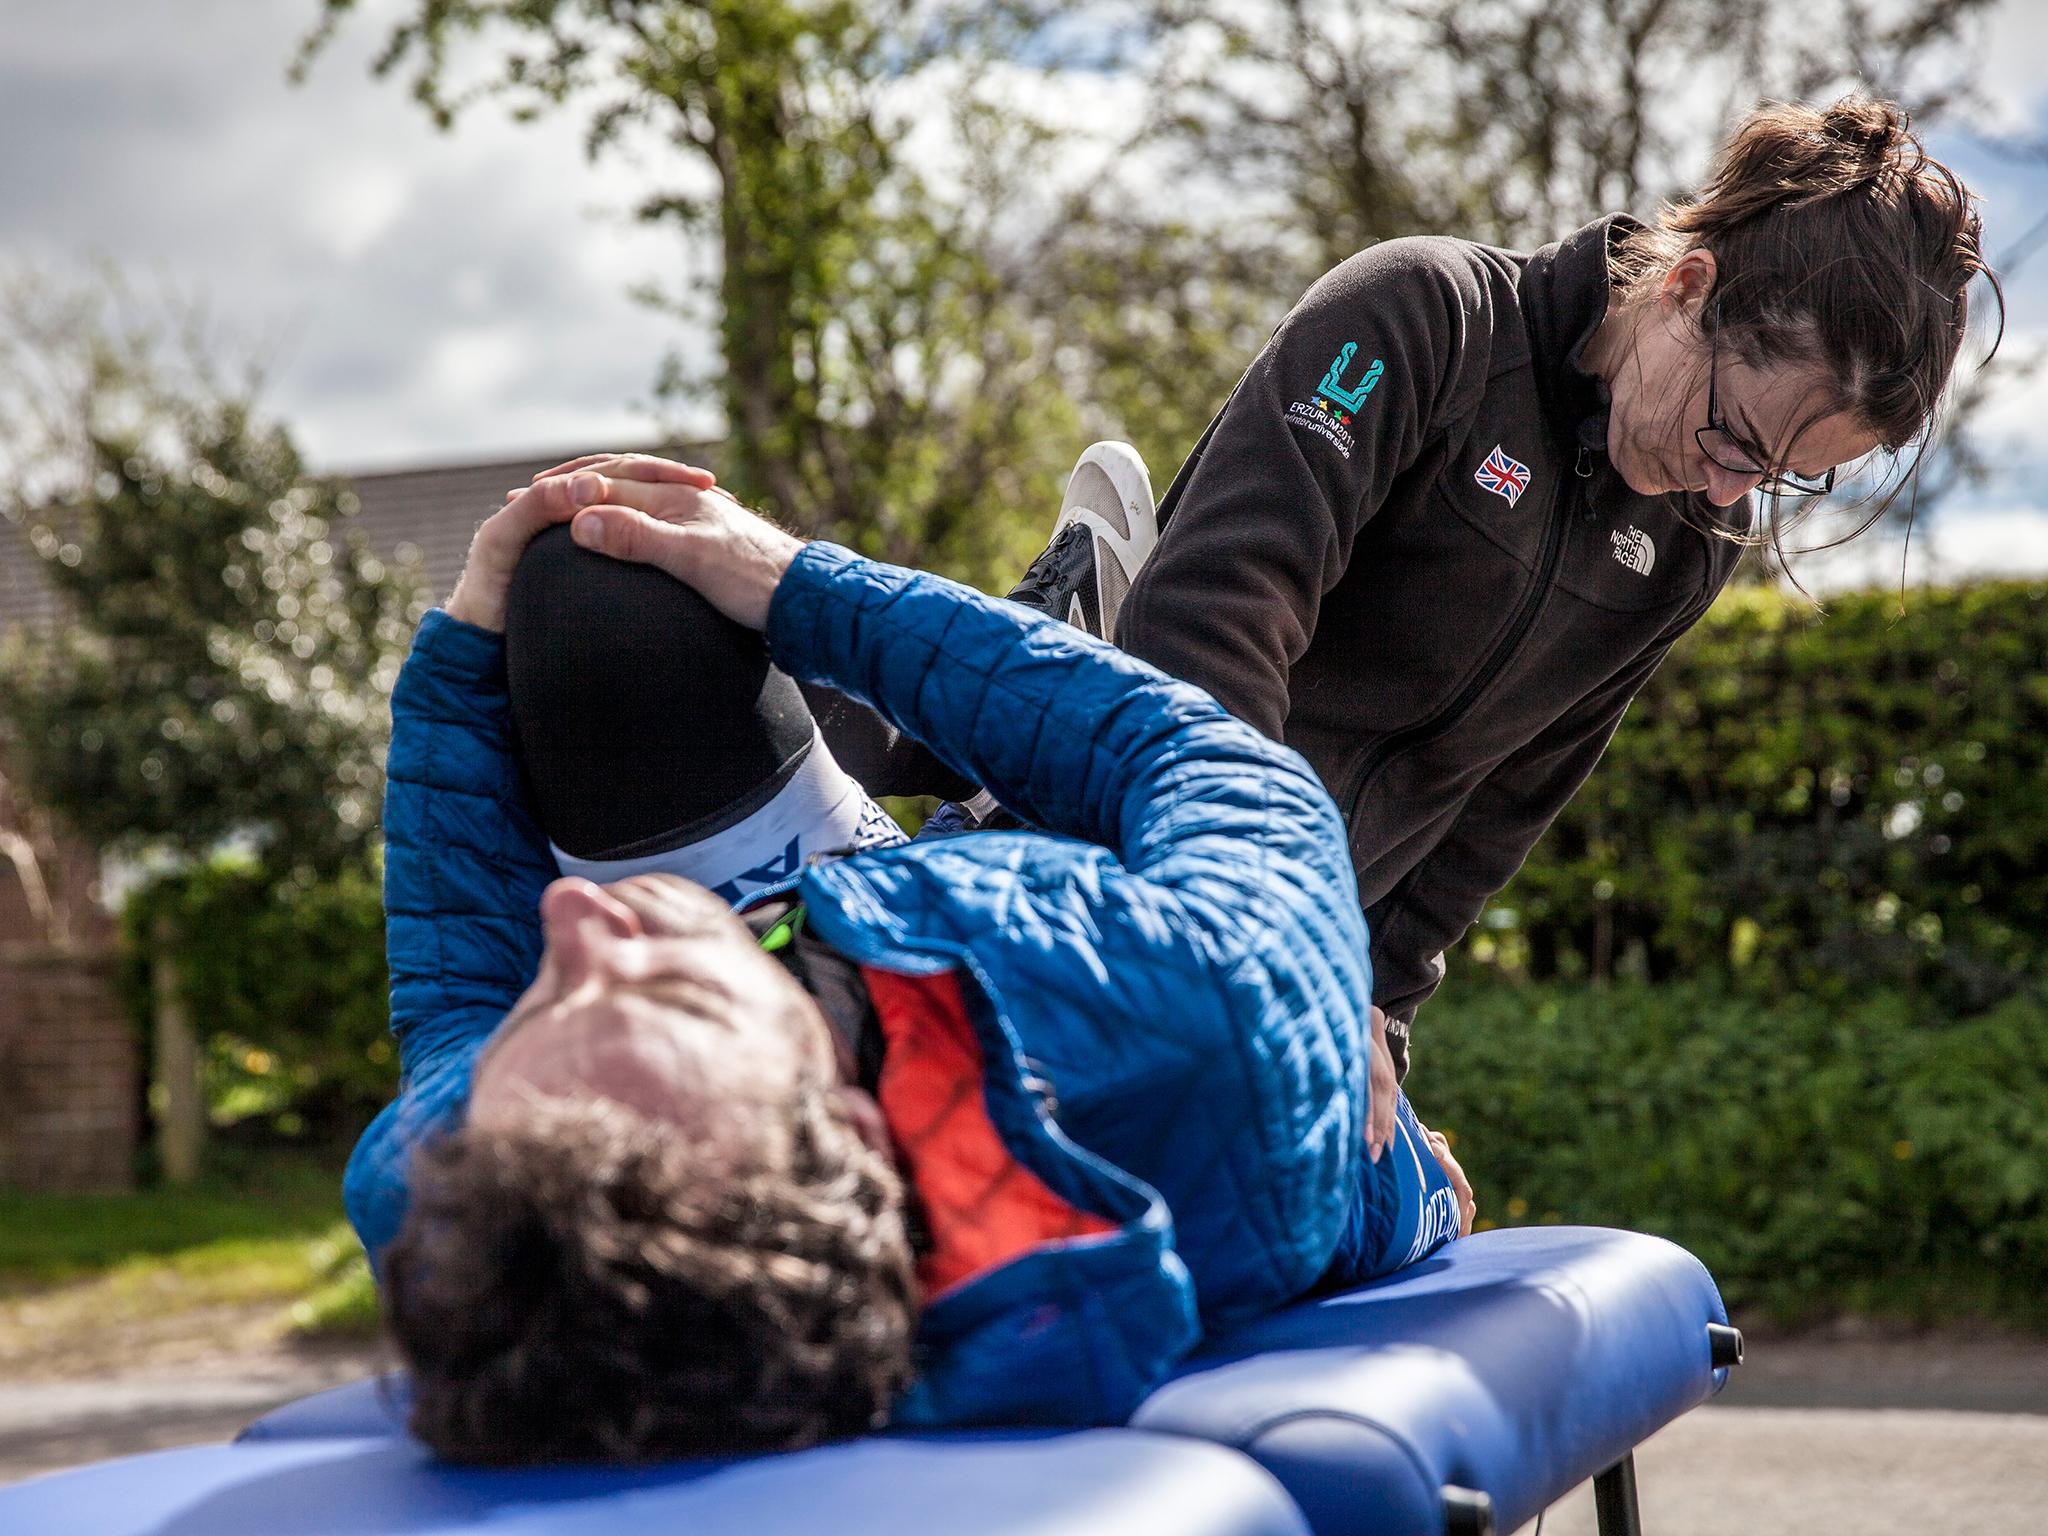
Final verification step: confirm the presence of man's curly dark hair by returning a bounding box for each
[381,1091,918,1464]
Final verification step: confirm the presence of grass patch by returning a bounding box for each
[0,1145,348,1285]
[0,1145,382,1362]
[289,1245,381,1339]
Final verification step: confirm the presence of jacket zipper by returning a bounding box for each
[1343,448,1588,821]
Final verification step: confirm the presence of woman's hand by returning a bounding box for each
[1419,1121,1476,1238]
[522,454,802,632]
[1366,1006,1399,1162]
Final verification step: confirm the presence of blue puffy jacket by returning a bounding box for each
[348,542,1456,1427]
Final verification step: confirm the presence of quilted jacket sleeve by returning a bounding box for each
[344,609,557,1263]
[772,544,1376,1324]
[767,543,1368,961]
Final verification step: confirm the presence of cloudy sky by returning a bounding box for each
[6,0,2047,585]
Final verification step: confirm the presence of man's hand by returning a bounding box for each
[1419,1122,1476,1238]
[530,454,802,632]
[444,460,715,632]
[1366,1005,1398,1162]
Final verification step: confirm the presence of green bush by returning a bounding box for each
[1417,977,2048,1327]
[120,854,393,1141]
[1480,580,2048,1013]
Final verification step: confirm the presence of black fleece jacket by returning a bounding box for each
[1117,214,1746,1077]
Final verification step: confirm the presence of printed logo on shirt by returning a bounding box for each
[1286,341,1384,460]
[1610,524,1657,576]
[1474,445,1531,506]
[710,835,803,905]
[1318,341,1384,410]
[851,796,911,851]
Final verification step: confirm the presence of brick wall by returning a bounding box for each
[0,745,113,953]
[0,948,138,1192]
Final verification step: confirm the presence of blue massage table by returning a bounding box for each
[0,1227,1743,1536]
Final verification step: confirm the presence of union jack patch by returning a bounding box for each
[1474,445,1531,506]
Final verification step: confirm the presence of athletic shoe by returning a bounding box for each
[925,444,1160,838]
[1007,441,1159,642]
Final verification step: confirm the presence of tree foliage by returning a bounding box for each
[118,853,394,1143]
[0,279,426,881]
[302,1,2021,575]
[299,0,1087,586]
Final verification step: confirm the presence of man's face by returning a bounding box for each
[468,876,871,1172]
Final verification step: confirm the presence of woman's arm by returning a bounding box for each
[1118,238,1498,740]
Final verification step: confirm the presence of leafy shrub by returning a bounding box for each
[1479,580,2048,1014]
[1416,977,2048,1326]
[119,853,392,1141]
[0,395,424,881]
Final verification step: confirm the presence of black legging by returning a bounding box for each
[795,685,975,804]
[502,527,969,861]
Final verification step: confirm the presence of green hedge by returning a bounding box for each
[1481,580,2048,1013]
[120,855,393,1141]
[1417,978,2048,1326]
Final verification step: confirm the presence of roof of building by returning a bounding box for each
[0,442,715,634]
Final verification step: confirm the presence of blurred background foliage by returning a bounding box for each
[114,855,392,1146]
[1474,580,2048,1011]
[0,268,428,884]
[0,408,425,882]
[1422,977,2048,1328]
[0,0,2041,1326]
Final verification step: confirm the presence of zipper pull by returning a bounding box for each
[1575,445,1593,479]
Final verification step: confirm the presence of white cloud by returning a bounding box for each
[1786,505,2048,591]
[307,162,413,263]
[1970,337,2048,442]
[420,324,525,401]
[0,0,698,475]
[1971,0,2048,131]
[449,266,493,313]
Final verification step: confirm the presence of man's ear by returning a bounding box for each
[833,1085,894,1161]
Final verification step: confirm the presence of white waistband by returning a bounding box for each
[549,731,906,902]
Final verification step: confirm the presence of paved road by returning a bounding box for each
[0,1348,385,1487]
[1515,1406,2048,1536]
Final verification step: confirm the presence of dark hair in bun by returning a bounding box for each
[1612,96,2001,560]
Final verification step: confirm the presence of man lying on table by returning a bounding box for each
[345,454,1472,1464]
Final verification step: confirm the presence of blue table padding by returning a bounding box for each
[1131,1225,1731,1536]
[0,1430,1310,1536]
[18,1224,1730,1536]
[237,1377,411,1442]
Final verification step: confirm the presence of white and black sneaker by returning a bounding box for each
[1008,441,1159,642]
[929,443,1160,836]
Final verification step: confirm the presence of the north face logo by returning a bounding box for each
[1611,525,1656,576]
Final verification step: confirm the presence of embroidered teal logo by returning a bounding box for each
[1316,342,1384,414]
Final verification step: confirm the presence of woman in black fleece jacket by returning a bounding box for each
[759,96,1997,1107]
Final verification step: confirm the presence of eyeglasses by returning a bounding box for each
[1695,307,1836,498]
